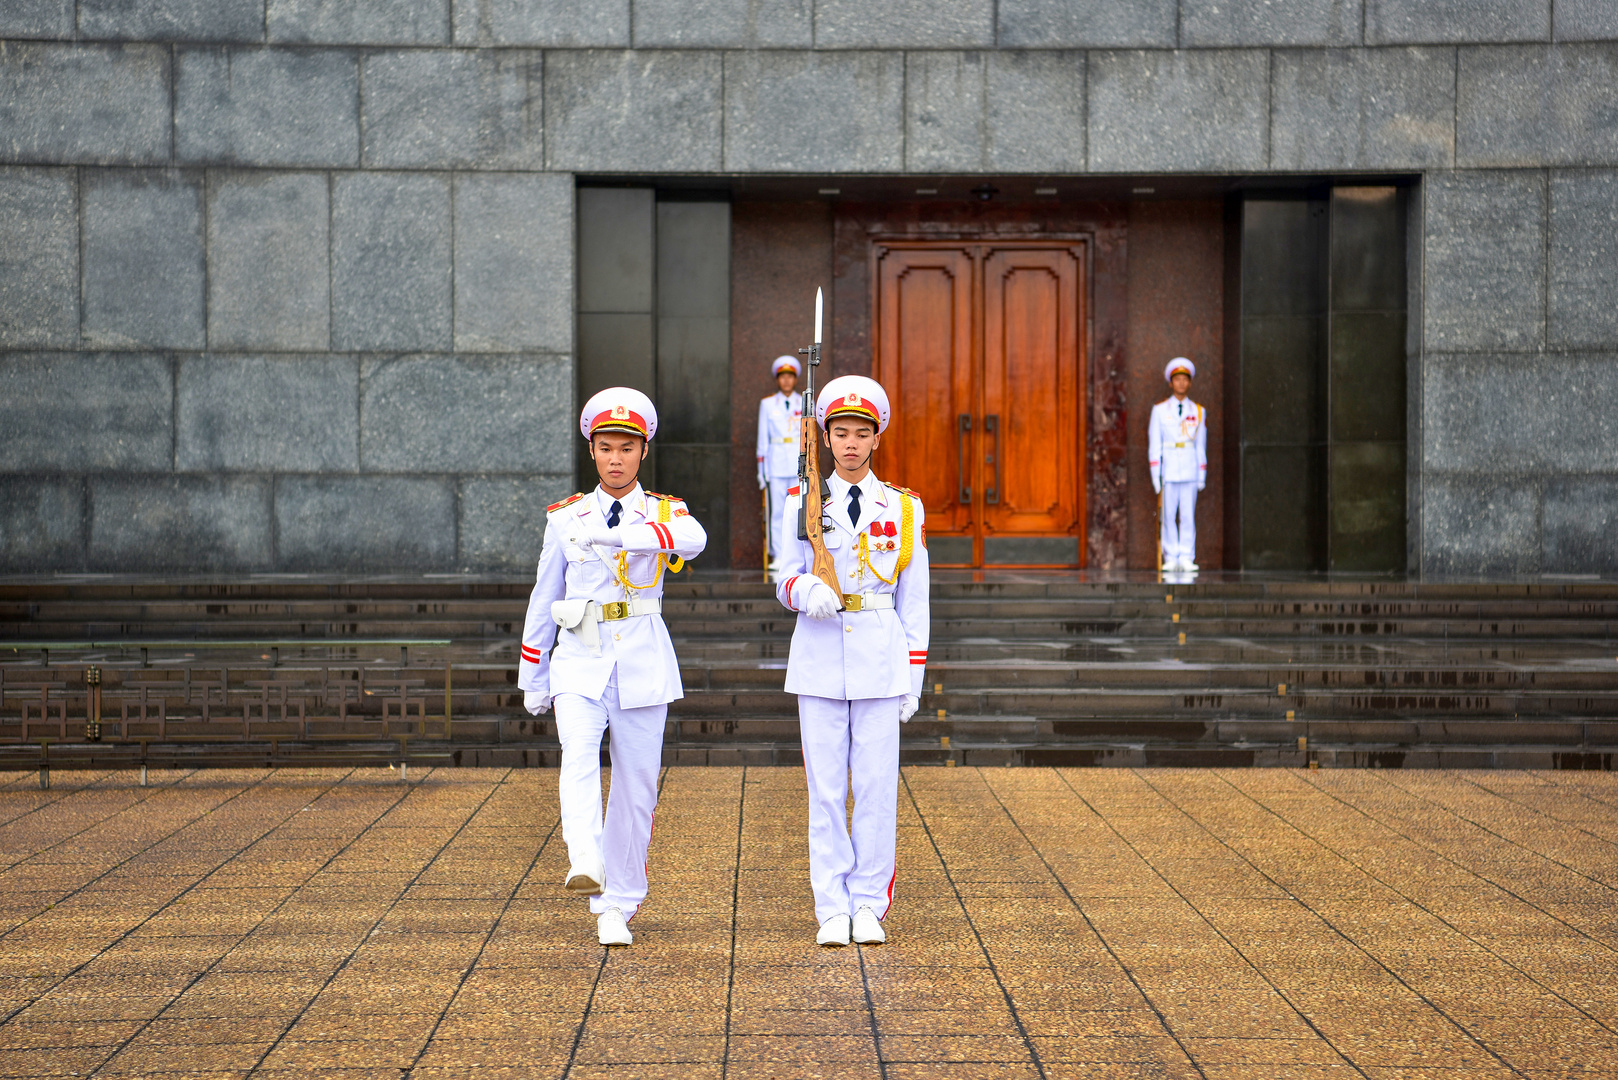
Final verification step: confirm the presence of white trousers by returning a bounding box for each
[1160,481,1199,562]
[554,677,666,917]
[798,694,902,926]
[767,476,794,560]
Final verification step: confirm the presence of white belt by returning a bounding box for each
[594,597,660,621]
[841,592,894,612]
[550,596,662,657]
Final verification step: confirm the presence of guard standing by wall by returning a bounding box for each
[757,355,805,575]
[775,375,929,947]
[1148,357,1208,572]
[518,387,707,946]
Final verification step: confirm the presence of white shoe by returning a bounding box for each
[816,914,851,946]
[851,906,886,944]
[565,858,604,895]
[1182,559,1198,572]
[597,907,632,946]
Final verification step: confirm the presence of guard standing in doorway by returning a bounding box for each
[757,355,804,576]
[518,387,707,946]
[776,375,930,947]
[1148,357,1207,571]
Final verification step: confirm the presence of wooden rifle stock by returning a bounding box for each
[796,329,842,604]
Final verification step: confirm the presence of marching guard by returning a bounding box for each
[519,387,707,946]
[1148,357,1208,572]
[756,355,805,574]
[775,375,930,947]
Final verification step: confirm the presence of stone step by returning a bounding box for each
[4,575,1617,768]
[13,593,1618,620]
[11,613,1618,643]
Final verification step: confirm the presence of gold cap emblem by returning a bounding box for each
[844,392,861,407]
[611,403,629,419]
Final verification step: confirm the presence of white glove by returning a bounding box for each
[899,695,919,723]
[1152,481,1162,495]
[801,578,842,619]
[584,525,622,549]
[1198,483,1206,492]
[757,471,767,490]
[524,690,551,715]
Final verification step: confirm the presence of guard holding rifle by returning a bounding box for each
[1149,357,1207,572]
[518,387,707,947]
[757,355,805,576]
[775,296,929,946]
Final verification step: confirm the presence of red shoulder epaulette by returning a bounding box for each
[885,483,921,499]
[547,492,586,513]
[643,490,680,502]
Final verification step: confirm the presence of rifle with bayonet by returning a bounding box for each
[796,288,842,604]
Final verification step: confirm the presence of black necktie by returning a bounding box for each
[1178,402,1183,417]
[847,486,862,530]
[607,500,622,528]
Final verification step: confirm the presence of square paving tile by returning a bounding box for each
[0,767,1611,1077]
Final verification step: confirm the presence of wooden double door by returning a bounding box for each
[872,240,1087,567]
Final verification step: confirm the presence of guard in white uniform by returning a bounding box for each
[756,355,805,571]
[775,375,929,947]
[519,387,707,946]
[1148,357,1208,572]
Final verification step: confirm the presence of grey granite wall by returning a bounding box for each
[2,0,1614,573]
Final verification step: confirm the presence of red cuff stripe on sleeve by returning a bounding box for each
[782,575,801,609]
[649,522,671,549]
[520,646,543,663]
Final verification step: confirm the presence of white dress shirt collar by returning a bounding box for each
[595,483,643,519]
[827,470,880,506]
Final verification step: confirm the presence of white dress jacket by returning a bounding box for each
[775,473,930,701]
[1148,397,1208,489]
[756,391,805,480]
[518,484,707,709]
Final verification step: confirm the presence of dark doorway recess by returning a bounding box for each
[1235,186,1410,572]
[577,186,732,567]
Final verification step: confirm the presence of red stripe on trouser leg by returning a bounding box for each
[880,861,896,920]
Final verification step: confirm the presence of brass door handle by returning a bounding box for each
[985,414,1000,505]
[957,414,972,504]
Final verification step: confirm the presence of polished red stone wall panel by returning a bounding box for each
[729,201,834,569]
[1125,201,1226,570]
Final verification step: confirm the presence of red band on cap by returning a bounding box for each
[589,408,649,437]
[824,396,880,423]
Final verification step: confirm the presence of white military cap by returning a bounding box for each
[772,355,802,376]
[1164,357,1196,381]
[580,387,658,441]
[816,375,891,434]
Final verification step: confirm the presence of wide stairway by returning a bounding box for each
[1,575,1615,772]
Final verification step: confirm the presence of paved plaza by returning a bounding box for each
[0,767,1614,1079]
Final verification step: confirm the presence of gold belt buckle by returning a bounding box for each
[601,601,630,621]
[842,594,863,612]
[1174,441,1188,448]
